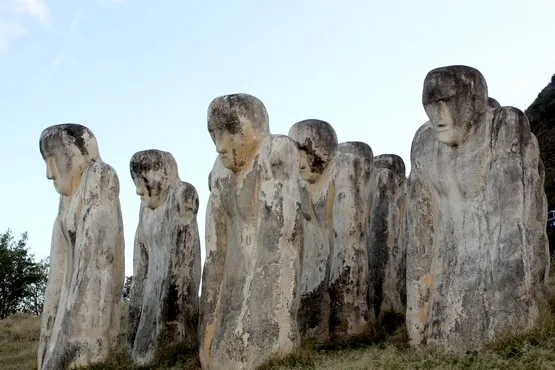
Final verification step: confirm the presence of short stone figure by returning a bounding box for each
[37,124,125,370]
[289,121,371,343]
[127,150,201,366]
[406,65,550,352]
[488,97,501,109]
[200,93,304,370]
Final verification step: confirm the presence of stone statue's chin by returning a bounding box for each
[436,129,457,146]
[301,170,319,184]
[53,181,70,196]
[299,171,311,183]
[219,155,233,170]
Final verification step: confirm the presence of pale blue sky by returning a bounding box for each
[1,0,554,275]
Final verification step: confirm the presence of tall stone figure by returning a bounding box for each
[37,124,125,370]
[369,154,406,319]
[289,121,371,343]
[406,65,550,352]
[200,93,304,370]
[337,144,407,322]
[127,150,201,366]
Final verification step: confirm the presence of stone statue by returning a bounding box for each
[369,155,406,319]
[337,143,407,323]
[406,65,550,352]
[200,93,304,370]
[289,121,371,343]
[127,149,201,366]
[488,97,501,109]
[37,124,125,370]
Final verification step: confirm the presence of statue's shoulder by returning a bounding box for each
[490,106,532,147]
[260,134,299,167]
[330,151,358,175]
[177,181,199,208]
[411,121,435,152]
[209,156,233,194]
[410,121,436,171]
[85,160,120,195]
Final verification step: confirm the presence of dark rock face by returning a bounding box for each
[526,73,555,211]
[406,65,550,353]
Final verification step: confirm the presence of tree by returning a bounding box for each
[124,275,133,294]
[18,257,49,315]
[0,229,48,319]
[123,275,133,301]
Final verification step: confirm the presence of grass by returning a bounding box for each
[3,266,555,369]
[0,313,40,370]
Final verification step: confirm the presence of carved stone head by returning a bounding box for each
[288,119,338,183]
[374,154,406,183]
[39,124,100,196]
[338,141,374,167]
[488,97,501,109]
[130,149,179,210]
[207,93,270,173]
[422,65,488,146]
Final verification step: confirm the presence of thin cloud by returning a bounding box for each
[0,20,26,53]
[11,0,51,27]
[98,0,127,6]
[52,51,65,65]
[0,0,51,53]
[70,9,84,33]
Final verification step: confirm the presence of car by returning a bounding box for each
[547,210,555,231]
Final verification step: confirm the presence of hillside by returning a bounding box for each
[3,286,555,369]
[526,73,555,210]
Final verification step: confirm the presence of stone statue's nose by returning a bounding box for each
[216,143,226,154]
[46,165,55,180]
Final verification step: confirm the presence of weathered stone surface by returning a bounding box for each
[488,97,501,109]
[200,93,303,370]
[127,149,201,366]
[337,143,406,323]
[369,155,406,318]
[406,65,550,352]
[37,124,125,370]
[290,122,371,343]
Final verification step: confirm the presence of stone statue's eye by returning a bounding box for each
[141,175,149,185]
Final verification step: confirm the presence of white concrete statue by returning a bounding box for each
[38,124,125,370]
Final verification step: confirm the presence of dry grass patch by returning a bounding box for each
[0,313,40,370]
[4,269,555,370]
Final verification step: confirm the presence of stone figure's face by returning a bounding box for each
[40,124,100,197]
[209,116,258,173]
[422,66,488,147]
[133,170,165,210]
[44,149,86,197]
[424,100,461,146]
[288,119,338,184]
[298,149,321,183]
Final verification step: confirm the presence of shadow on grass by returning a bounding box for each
[256,311,408,370]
